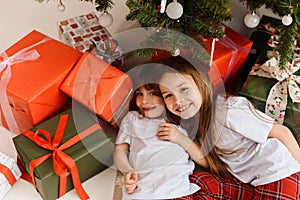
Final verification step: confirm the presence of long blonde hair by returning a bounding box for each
[152,56,232,178]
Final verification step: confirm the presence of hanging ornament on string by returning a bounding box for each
[166,0,183,20]
[57,0,65,12]
[99,10,113,27]
[244,11,260,28]
[282,14,293,26]
[160,0,167,13]
[282,4,293,26]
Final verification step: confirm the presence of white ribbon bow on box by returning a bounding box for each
[250,52,300,123]
[0,37,51,134]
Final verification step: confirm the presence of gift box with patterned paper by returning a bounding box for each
[0,152,21,200]
[58,12,124,69]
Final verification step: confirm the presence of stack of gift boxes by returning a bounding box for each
[0,13,132,200]
[239,16,300,144]
[0,12,254,200]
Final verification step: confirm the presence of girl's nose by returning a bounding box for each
[142,95,150,103]
[173,94,183,105]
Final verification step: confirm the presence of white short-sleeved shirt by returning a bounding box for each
[116,111,200,200]
[215,95,300,186]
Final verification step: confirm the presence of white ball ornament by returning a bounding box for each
[282,14,293,26]
[99,11,113,27]
[244,12,260,28]
[57,2,65,12]
[166,0,183,20]
[172,48,180,56]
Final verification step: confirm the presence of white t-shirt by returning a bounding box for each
[215,95,300,186]
[115,111,200,200]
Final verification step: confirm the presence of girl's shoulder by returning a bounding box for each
[216,95,252,109]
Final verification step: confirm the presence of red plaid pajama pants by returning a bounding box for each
[184,171,300,200]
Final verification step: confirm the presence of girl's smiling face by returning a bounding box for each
[135,86,165,119]
[159,72,202,119]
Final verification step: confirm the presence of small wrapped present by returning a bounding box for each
[13,103,117,200]
[0,152,21,200]
[60,52,132,125]
[0,30,82,134]
[240,75,300,144]
[58,12,124,69]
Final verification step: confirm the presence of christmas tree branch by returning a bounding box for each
[35,0,114,12]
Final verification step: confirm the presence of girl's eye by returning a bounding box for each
[149,90,160,96]
[136,92,143,96]
[180,87,189,93]
[163,94,172,99]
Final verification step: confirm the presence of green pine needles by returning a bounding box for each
[125,0,233,59]
[126,0,232,38]
[35,0,114,12]
[240,0,300,68]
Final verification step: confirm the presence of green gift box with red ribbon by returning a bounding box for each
[240,75,300,145]
[13,103,117,200]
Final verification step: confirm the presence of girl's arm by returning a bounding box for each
[269,122,300,163]
[113,143,138,194]
[157,122,208,168]
[113,143,134,174]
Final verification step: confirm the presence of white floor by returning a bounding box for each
[1,126,117,200]
[4,167,117,200]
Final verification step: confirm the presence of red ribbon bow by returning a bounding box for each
[22,114,102,200]
[0,163,17,186]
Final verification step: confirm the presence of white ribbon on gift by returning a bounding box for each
[250,53,300,123]
[0,37,51,134]
[209,26,255,82]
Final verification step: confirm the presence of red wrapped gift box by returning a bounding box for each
[0,30,82,133]
[60,52,132,125]
[205,26,253,89]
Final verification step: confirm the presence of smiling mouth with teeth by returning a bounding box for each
[177,104,191,112]
[143,106,156,111]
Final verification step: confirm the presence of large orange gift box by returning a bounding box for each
[60,52,132,125]
[0,30,82,134]
[206,25,253,89]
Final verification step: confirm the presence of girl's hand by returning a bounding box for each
[157,122,182,143]
[123,171,138,194]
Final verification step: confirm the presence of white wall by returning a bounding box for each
[0,0,280,53]
[0,0,138,52]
